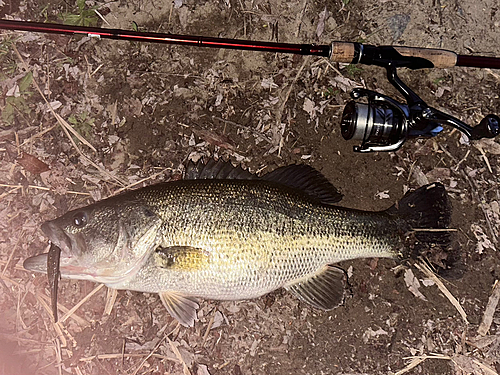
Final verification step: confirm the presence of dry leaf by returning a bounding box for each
[316,7,329,38]
[17,152,50,174]
[404,269,427,301]
[475,138,500,155]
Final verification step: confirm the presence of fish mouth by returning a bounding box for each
[24,221,87,276]
[41,221,74,255]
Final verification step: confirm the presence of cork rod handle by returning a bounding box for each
[330,42,458,68]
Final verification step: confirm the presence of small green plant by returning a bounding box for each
[59,0,99,27]
[0,36,19,77]
[322,87,340,98]
[2,72,34,125]
[433,77,445,85]
[345,64,363,77]
[68,112,95,140]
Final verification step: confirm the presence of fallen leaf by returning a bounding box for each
[471,224,496,253]
[404,269,427,301]
[474,138,500,154]
[17,152,50,174]
[316,7,329,38]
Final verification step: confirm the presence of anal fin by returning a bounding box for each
[285,265,347,310]
[159,291,199,327]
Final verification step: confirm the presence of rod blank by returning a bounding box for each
[1,19,499,70]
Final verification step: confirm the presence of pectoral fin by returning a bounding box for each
[285,265,347,310]
[159,291,199,327]
[154,246,210,271]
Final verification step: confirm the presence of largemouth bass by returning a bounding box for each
[24,160,451,326]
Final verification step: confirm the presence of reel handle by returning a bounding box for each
[470,114,500,140]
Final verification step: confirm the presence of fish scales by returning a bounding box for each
[114,179,401,299]
[23,161,452,326]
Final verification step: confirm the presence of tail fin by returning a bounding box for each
[388,183,452,261]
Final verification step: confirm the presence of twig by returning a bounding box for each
[112,169,169,195]
[1,233,22,276]
[103,287,118,316]
[60,283,105,323]
[0,183,91,196]
[131,333,168,375]
[168,337,191,375]
[415,261,469,325]
[81,352,178,363]
[37,293,89,327]
[212,116,273,144]
[276,56,311,156]
[202,311,215,347]
[478,280,500,336]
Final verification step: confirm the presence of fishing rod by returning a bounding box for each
[1,19,499,152]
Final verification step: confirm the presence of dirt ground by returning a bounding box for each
[1,0,500,374]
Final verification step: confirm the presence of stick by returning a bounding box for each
[478,280,500,336]
[415,262,469,325]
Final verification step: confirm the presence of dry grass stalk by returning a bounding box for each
[37,293,89,327]
[103,287,118,316]
[1,234,22,276]
[168,337,191,375]
[12,44,129,187]
[460,169,498,245]
[201,311,216,347]
[80,352,179,363]
[0,183,91,196]
[0,185,22,200]
[34,293,68,348]
[60,283,105,323]
[476,145,493,174]
[276,56,311,156]
[131,334,169,375]
[415,261,469,325]
[395,354,499,375]
[393,356,428,375]
[113,168,169,195]
[19,124,58,146]
[54,337,63,375]
[478,280,500,336]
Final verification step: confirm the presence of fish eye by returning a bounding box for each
[72,212,88,227]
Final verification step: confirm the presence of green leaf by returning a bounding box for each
[1,102,14,124]
[18,71,33,93]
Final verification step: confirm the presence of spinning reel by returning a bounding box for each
[340,66,500,152]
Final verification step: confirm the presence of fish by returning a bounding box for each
[23,160,452,327]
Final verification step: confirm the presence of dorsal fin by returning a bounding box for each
[184,159,342,204]
[261,165,342,204]
[185,159,256,180]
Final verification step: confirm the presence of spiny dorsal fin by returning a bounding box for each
[262,165,342,204]
[185,159,256,180]
[159,291,199,327]
[185,159,342,204]
[285,265,347,310]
